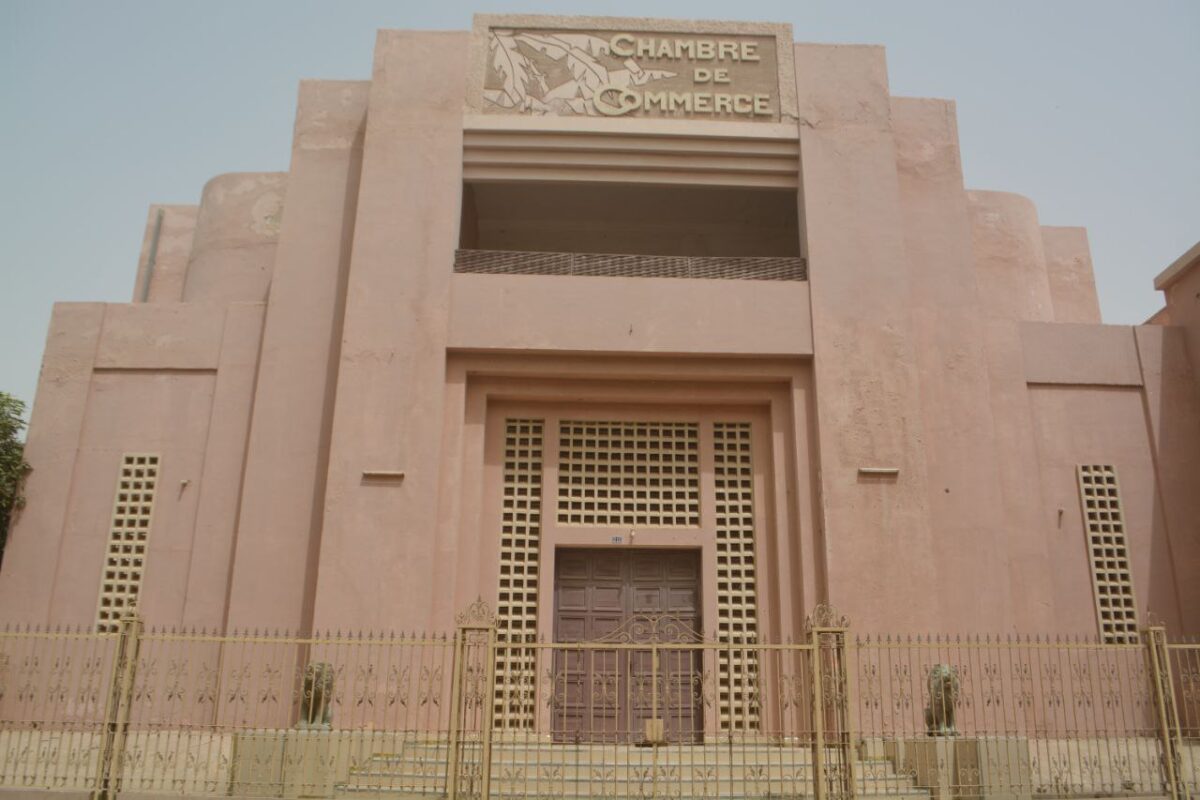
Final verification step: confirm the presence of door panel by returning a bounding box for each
[553,548,702,743]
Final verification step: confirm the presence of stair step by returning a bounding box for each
[337,788,931,800]
[333,743,927,800]
[338,777,921,797]
[351,755,894,771]
[363,746,870,762]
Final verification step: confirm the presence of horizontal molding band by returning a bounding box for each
[465,131,799,158]
[462,128,799,188]
[463,165,797,188]
[464,150,798,175]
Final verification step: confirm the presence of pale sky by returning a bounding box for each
[2,1,1197,415]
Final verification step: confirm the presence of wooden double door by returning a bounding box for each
[552,548,703,743]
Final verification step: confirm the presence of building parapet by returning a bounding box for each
[1154,240,1200,292]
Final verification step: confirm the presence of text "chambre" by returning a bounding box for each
[609,35,761,63]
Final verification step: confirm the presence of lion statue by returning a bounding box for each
[923,663,960,736]
[299,661,334,728]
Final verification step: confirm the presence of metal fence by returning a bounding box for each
[0,605,1195,800]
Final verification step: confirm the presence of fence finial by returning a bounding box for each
[1142,610,1165,631]
[805,603,849,631]
[455,597,496,628]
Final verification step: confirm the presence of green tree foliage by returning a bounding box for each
[0,393,31,562]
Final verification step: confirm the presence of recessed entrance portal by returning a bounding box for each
[485,399,783,736]
[552,547,703,743]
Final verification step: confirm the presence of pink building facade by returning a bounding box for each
[1,15,1197,643]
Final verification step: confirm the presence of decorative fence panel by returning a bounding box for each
[847,634,1168,799]
[0,626,118,791]
[1166,637,1199,799]
[0,609,1195,800]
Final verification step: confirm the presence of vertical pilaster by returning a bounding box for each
[795,44,936,629]
[181,301,266,630]
[224,82,369,632]
[1133,325,1200,631]
[1042,226,1102,324]
[891,98,1044,631]
[0,303,104,624]
[312,32,469,632]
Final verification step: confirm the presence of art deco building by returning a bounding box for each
[2,14,1197,651]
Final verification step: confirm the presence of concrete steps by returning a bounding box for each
[335,743,929,799]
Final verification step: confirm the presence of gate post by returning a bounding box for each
[807,605,855,800]
[1144,625,1185,800]
[808,623,826,800]
[480,623,498,800]
[95,610,142,800]
[446,625,467,800]
[448,598,498,800]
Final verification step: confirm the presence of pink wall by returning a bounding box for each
[183,172,286,304]
[1027,386,1178,631]
[3,18,1198,640]
[449,273,812,356]
[1160,251,1200,395]
[224,80,368,633]
[1042,226,1102,324]
[968,191,1055,322]
[50,371,217,627]
[1133,324,1200,631]
[311,31,470,633]
[1020,322,1142,386]
[794,43,938,631]
[0,304,105,623]
[180,302,264,630]
[891,97,1018,631]
[132,205,197,303]
[0,303,263,628]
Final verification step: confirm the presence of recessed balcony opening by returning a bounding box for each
[460,181,800,257]
[457,181,804,281]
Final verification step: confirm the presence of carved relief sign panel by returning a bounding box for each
[480,25,784,121]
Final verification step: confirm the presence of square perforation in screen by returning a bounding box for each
[714,422,760,731]
[495,420,543,729]
[1077,465,1139,645]
[95,454,159,633]
[556,421,700,527]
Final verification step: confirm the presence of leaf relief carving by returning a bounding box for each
[484,30,677,116]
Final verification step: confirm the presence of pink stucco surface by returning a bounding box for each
[891,96,1012,631]
[1158,245,1200,394]
[795,44,938,631]
[313,30,471,633]
[1019,322,1143,386]
[224,80,369,633]
[968,190,1055,322]
[183,172,286,304]
[132,205,197,303]
[1,16,1196,638]
[449,273,813,355]
[1132,323,1200,622]
[1041,226,1102,324]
